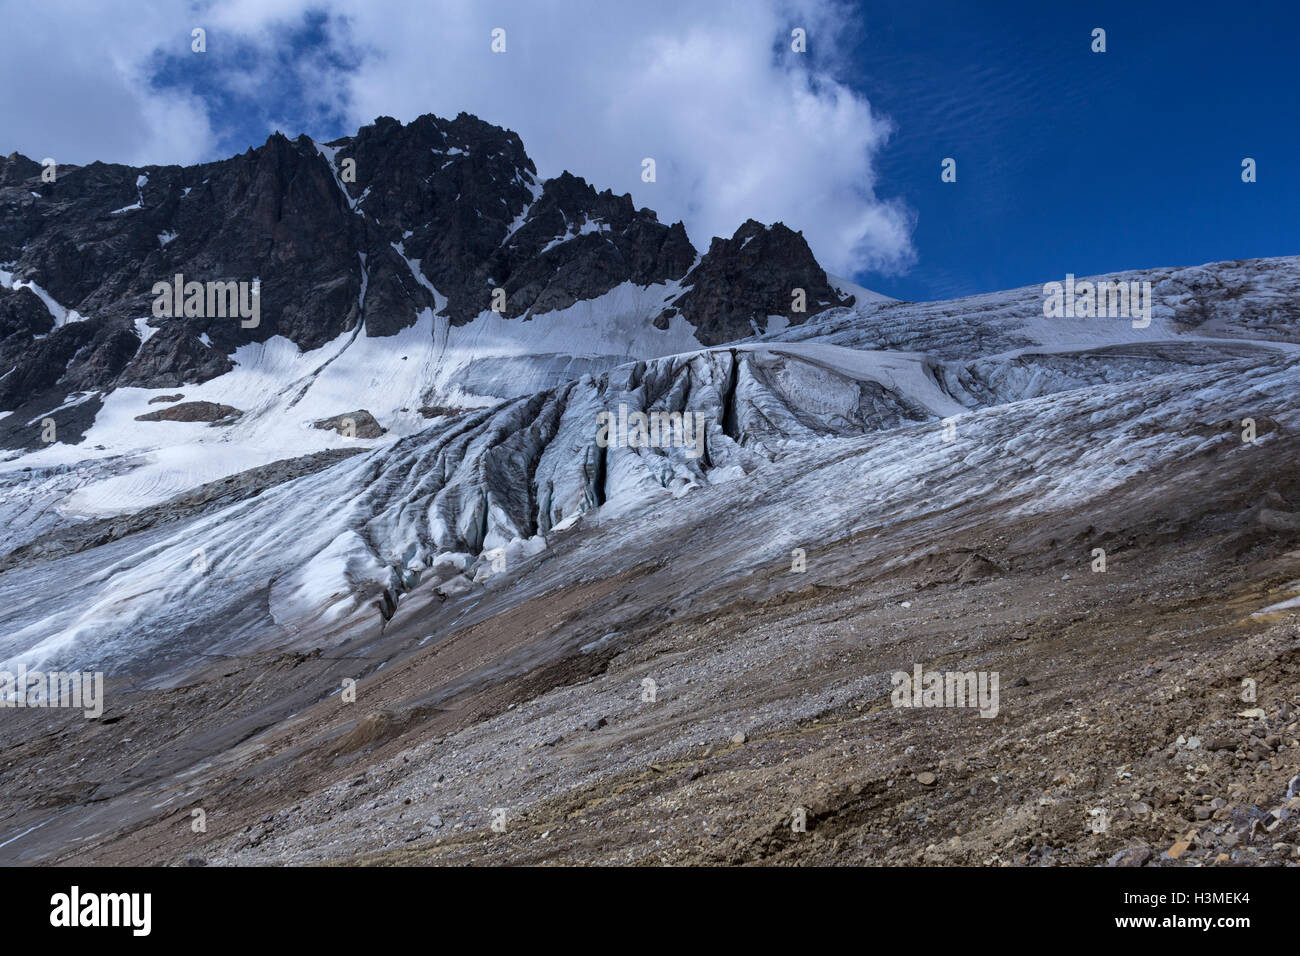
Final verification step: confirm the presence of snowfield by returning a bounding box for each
[0,278,703,526]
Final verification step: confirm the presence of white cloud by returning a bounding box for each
[0,1,216,167]
[0,0,914,276]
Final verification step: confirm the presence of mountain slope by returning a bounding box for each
[1,115,1298,869]
[4,254,1299,678]
[3,317,1299,865]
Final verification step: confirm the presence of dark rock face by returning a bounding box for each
[0,112,846,446]
[117,323,233,389]
[59,324,142,392]
[1,152,42,188]
[333,115,695,324]
[0,388,103,450]
[662,219,852,346]
[0,286,53,339]
[481,171,696,320]
[0,315,128,409]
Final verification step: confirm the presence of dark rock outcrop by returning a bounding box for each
[0,316,122,409]
[0,286,53,339]
[313,409,385,438]
[135,400,242,424]
[662,220,852,346]
[117,323,233,388]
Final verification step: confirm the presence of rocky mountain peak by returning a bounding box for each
[1,152,43,186]
[0,111,854,450]
[658,219,853,345]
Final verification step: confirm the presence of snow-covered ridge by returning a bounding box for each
[766,256,1300,358]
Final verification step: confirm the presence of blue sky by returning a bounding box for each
[846,0,1300,300]
[2,1,1296,302]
